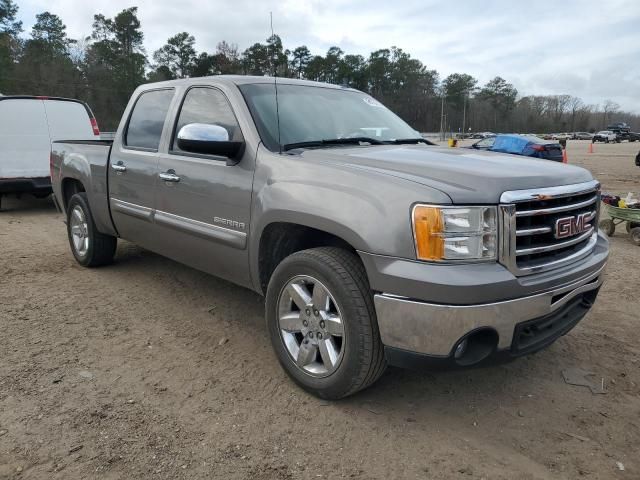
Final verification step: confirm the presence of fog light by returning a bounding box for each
[454,339,468,359]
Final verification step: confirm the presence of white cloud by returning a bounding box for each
[17,0,640,112]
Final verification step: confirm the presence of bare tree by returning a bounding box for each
[602,100,620,128]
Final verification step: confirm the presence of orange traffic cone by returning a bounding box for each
[562,149,568,163]
[588,143,594,154]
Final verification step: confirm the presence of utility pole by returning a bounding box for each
[462,93,467,138]
[439,96,445,141]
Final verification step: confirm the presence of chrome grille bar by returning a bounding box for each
[515,227,594,256]
[515,194,598,217]
[516,226,552,236]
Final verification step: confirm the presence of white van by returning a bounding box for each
[0,96,100,208]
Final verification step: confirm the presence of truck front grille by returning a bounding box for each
[499,181,600,276]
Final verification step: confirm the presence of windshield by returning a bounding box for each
[238,83,421,152]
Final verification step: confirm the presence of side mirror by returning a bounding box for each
[176,123,244,163]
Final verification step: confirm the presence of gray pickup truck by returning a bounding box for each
[51,76,609,399]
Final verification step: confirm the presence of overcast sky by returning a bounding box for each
[16,0,640,112]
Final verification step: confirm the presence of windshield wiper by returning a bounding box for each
[383,138,435,145]
[282,137,384,151]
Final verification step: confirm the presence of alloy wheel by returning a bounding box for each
[277,275,345,377]
[70,205,89,256]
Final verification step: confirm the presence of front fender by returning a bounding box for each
[249,149,451,291]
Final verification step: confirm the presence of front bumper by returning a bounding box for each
[374,264,604,358]
[362,232,609,362]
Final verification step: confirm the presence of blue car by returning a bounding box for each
[470,134,564,162]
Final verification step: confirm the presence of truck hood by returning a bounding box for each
[298,145,594,203]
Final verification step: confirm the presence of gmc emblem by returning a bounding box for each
[554,212,591,239]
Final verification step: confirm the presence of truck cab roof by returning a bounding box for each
[135,75,361,92]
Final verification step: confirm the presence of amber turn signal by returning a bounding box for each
[412,206,445,261]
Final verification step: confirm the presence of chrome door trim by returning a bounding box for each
[154,209,247,249]
[159,172,181,182]
[111,198,153,221]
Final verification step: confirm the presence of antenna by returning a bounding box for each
[270,11,282,153]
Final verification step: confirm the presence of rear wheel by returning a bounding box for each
[265,247,386,399]
[599,219,615,237]
[630,227,640,246]
[67,193,117,267]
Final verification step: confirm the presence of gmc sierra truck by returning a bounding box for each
[51,76,609,399]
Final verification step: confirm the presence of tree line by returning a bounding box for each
[1,2,638,133]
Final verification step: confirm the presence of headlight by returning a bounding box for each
[412,205,497,262]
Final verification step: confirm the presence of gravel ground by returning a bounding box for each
[1,140,639,479]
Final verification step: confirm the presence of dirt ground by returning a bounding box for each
[1,140,639,480]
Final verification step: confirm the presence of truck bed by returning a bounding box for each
[50,139,116,236]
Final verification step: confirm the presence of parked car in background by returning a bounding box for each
[607,122,630,132]
[0,95,100,209]
[636,150,640,167]
[592,130,617,143]
[469,134,564,161]
[551,133,571,140]
[471,132,496,139]
[605,122,638,142]
[572,132,593,140]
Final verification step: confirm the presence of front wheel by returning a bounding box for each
[265,247,386,399]
[67,193,117,267]
[630,227,640,246]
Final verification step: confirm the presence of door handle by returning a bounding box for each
[159,171,180,182]
[111,162,126,172]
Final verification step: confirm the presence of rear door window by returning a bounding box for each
[125,89,175,151]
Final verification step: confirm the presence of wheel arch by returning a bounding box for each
[255,220,362,295]
[61,177,86,213]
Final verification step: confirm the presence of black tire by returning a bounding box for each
[66,192,117,267]
[599,219,615,237]
[265,247,386,399]
[626,222,640,233]
[630,227,640,246]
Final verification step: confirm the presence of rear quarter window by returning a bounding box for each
[125,89,175,151]
[43,101,94,141]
